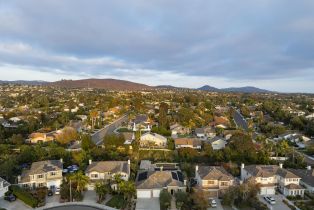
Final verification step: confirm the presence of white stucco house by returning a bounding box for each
[140,132,167,148]
[209,136,227,150]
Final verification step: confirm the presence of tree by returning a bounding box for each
[159,102,169,128]
[118,181,135,200]
[68,171,89,193]
[81,134,95,151]
[160,189,172,210]
[191,190,208,210]
[89,109,98,130]
[10,134,24,145]
[95,181,108,203]
[175,191,188,209]
[56,127,78,145]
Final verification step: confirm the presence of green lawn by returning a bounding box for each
[106,195,127,209]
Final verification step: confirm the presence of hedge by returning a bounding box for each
[11,185,39,208]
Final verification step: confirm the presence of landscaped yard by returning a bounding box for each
[106,195,127,209]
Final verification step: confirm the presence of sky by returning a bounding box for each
[0,0,314,93]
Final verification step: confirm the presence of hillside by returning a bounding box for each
[49,79,151,90]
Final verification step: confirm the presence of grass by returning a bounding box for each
[106,195,127,209]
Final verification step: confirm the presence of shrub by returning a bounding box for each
[160,190,172,210]
[11,185,39,208]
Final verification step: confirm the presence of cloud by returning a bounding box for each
[0,0,314,92]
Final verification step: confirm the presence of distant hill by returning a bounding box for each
[197,85,271,93]
[49,78,151,90]
[0,80,48,85]
[197,85,220,92]
[221,86,272,93]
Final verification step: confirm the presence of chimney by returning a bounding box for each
[195,165,199,174]
[241,163,245,169]
[17,175,21,183]
[160,166,163,171]
[60,158,63,163]
[128,159,131,165]
[184,180,187,186]
[307,165,312,170]
[279,163,283,169]
[89,159,92,165]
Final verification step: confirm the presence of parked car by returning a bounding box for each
[47,190,53,196]
[4,194,16,202]
[264,196,276,205]
[55,187,60,195]
[209,199,217,208]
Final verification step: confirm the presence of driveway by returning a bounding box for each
[258,195,290,210]
[136,198,160,210]
[0,197,32,210]
[208,198,224,210]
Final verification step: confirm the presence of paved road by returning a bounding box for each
[91,114,128,145]
[46,206,103,210]
[233,109,249,131]
[258,195,291,210]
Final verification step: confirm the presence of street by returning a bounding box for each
[233,110,249,131]
[91,114,128,145]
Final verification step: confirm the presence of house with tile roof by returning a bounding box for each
[18,160,63,190]
[0,177,10,197]
[175,138,202,149]
[85,160,130,189]
[241,163,305,197]
[136,170,186,198]
[194,165,235,198]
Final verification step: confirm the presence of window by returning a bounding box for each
[91,174,98,178]
[37,174,43,179]
[38,183,44,187]
[220,182,229,186]
[50,172,56,176]
[207,180,215,185]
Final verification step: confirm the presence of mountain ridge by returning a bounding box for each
[0,79,272,93]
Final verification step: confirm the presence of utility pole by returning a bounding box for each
[69,179,72,202]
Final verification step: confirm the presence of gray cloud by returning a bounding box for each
[0,0,314,89]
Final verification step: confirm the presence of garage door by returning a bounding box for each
[152,189,161,197]
[137,190,151,198]
[260,187,275,195]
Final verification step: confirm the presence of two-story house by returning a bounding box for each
[208,136,227,150]
[85,160,130,189]
[289,166,314,193]
[18,160,63,190]
[241,164,304,197]
[195,165,235,197]
[140,132,167,148]
[0,177,10,197]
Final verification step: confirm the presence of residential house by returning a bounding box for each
[195,128,205,138]
[305,113,314,120]
[122,132,135,145]
[18,160,63,190]
[140,132,167,147]
[194,165,235,197]
[139,160,179,171]
[0,177,10,197]
[175,138,202,149]
[289,166,314,193]
[241,164,305,197]
[208,136,227,150]
[136,170,186,198]
[170,123,190,137]
[27,132,56,144]
[85,160,130,189]
[132,115,151,131]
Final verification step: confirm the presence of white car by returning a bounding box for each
[55,187,60,195]
[209,199,217,208]
[264,196,276,205]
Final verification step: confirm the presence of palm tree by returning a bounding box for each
[90,109,98,130]
[95,181,108,203]
[69,171,89,192]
